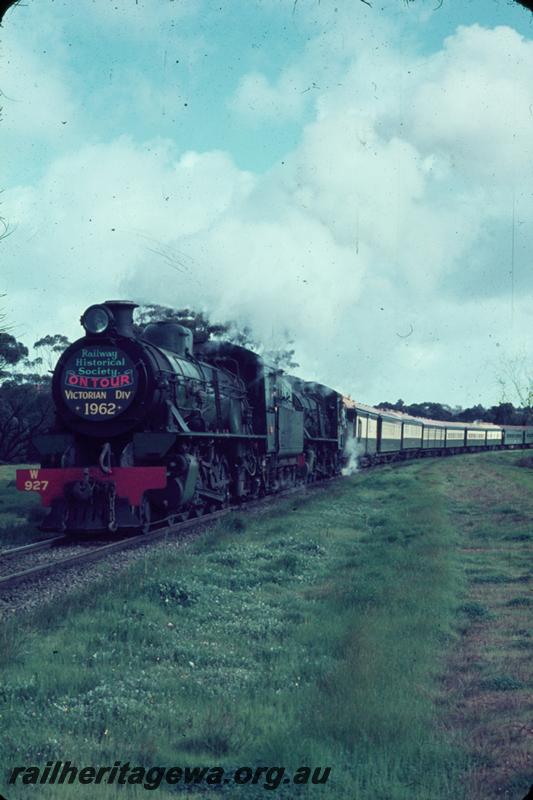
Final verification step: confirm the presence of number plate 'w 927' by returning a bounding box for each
[16,467,166,506]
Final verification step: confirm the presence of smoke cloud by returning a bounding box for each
[3,8,533,406]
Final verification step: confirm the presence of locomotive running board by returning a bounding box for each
[173,432,267,439]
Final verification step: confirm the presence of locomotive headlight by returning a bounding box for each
[81,305,112,335]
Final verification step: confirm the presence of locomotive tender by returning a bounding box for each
[16,301,533,534]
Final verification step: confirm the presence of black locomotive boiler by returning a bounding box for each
[17,301,345,533]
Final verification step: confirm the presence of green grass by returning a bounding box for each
[3,449,533,799]
[460,601,493,620]
[0,463,46,547]
[477,675,525,692]
[1,461,467,800]
[435,451,533,800]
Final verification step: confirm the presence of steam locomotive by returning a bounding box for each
[16,301,344,533]
[16,300,533,534]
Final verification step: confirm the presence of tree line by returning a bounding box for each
[376,399,531,426]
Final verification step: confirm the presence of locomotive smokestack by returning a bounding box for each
[104,300,138,338]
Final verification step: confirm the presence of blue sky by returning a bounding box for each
[4,1,533,180]
[2,0,533,406]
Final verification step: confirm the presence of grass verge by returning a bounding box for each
[0,459,467,799]
[437,451,533,800]
[0,464,46,548]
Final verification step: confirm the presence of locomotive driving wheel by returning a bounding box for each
[189,492,207,518]
[139,495,151,534]
[210,453,231,508]
[189,468,207,518]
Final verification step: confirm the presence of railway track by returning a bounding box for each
[0,535,66,561]
[0,485,315,594]
[0,512,230,593]
[2,447,521,596]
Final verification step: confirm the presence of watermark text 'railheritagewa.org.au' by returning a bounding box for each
[9,761,332,791]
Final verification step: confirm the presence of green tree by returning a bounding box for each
[134,304,228,342]
[455,404,489,423]
[33,334,71,373]
[487,402,522,426]
[135,304,300,370]
[496,355,533,424]
[0,332,28,377]
[0,380,53,462]
[377,400,453,420]
[377,399,405,412]
[0,316,60,460]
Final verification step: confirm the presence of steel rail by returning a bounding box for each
[0,535,67,561]
[0,510,231,592]
[0,486,315,593]
[2,445,524,594]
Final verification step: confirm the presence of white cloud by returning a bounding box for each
[4,18,533,406]
[2,139,253,341]
[228,67,308,122]
[405,25,533,182]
